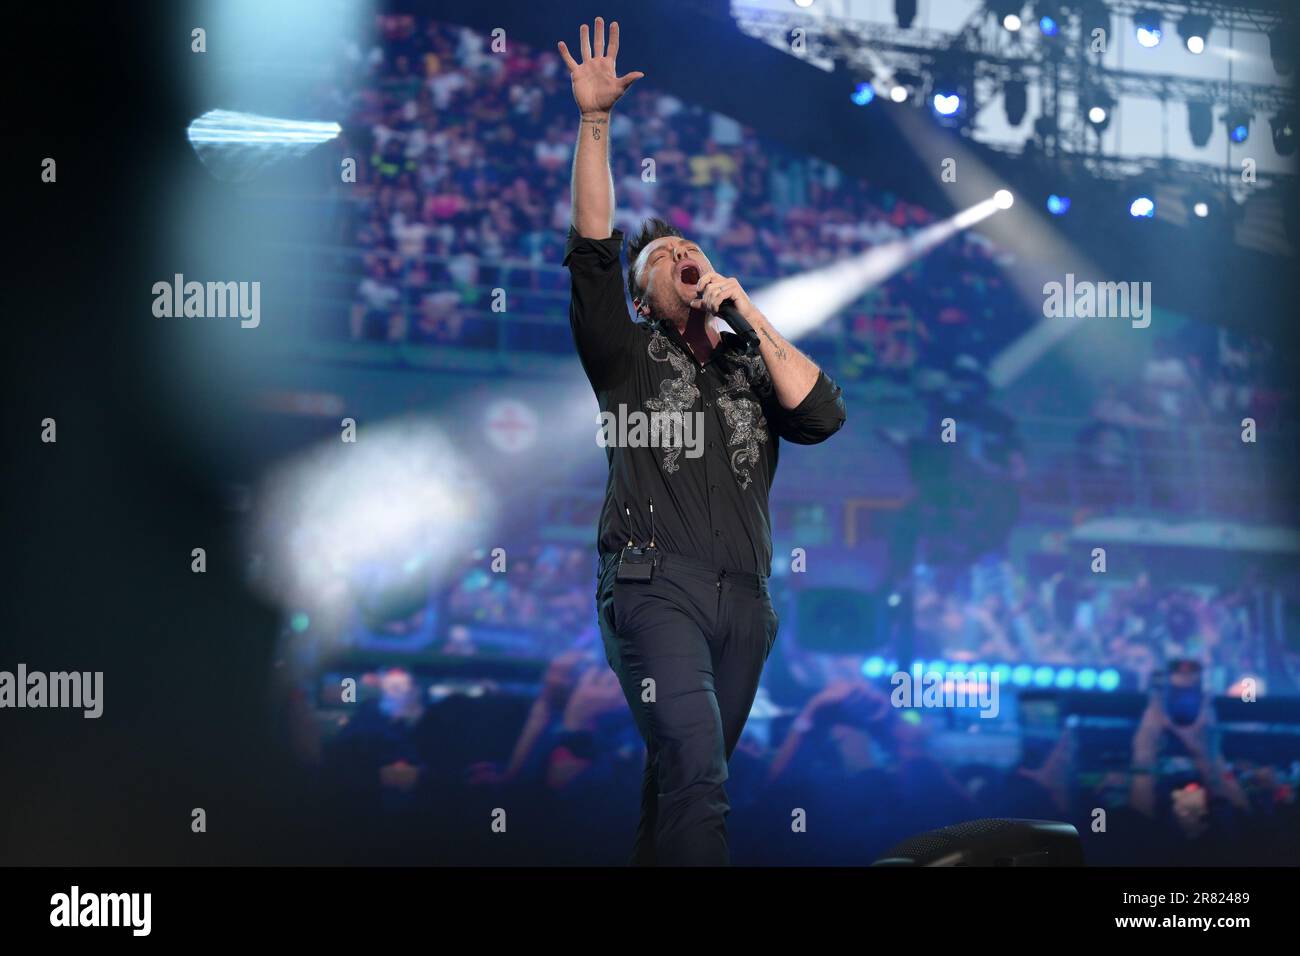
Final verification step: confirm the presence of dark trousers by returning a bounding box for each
[596,550,779,866]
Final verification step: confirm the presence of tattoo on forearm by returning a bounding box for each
[581,117,607,141]
[761,327,788,361]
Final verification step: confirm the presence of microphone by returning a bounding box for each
[678,263,760,355]
[716,299,761,356]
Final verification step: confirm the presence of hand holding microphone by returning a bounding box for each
[690,270,761,355]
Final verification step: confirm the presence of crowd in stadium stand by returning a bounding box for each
[322,12,1299,427]
[913,561,1292,693]
[324,15,1028,378]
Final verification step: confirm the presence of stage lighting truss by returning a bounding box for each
[1133,7,1163,47]
[895,0,918,30]
[988,1,1025,33]
[1224,107,1252,145]
[1034,1,1064,38]
[889,69,925,106]
[1083,86,1116,132]
[1271,112,1296,157]
[1177,13,1212,53]
[1187,100,1214,148]
[1188,194,1224,222]
[1076,0,1111,50]
[929,70,974,124]
[1268,27,1295,75]
[733,2,1296,169]
[1003,75,1028,126]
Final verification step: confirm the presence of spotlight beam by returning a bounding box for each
[747,196,1007,342]
[888,105,1112,389]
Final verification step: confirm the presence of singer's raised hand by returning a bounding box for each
[557,17,645,116]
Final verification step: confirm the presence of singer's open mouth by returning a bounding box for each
[679,264,700,286]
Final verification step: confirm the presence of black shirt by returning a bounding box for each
[563,225,847,577]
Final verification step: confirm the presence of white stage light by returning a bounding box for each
[248,416,494,630]
[187,109,342,182]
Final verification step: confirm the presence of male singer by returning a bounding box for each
[558,17,847,865]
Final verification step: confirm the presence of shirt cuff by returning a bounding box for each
[772,370,847,444]
[562,224,625,269]
[791,370,838,414]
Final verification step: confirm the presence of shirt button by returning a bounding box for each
[714,529,721,537]
[708,441,714,449]
[710,484,718,492]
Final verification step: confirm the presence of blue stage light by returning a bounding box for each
[1077,668,1098,689]
[1047,194,1071,215]
[1033,666,1056,687]
[1055,668,1076,688]
[1136,25,1161,47]
[1039,15,1059,36]
[1012,665,1034,686]
[932,92,962,116]
[1129,196,1155,217]
[1134,10,1163,48]
[1223,109,1252,145]
[851,82,876,106]
[863,656,887,678]
[1098,669,1121,691]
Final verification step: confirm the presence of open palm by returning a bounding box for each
[557,17,644,115]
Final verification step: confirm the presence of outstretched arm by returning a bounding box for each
[557,18,645,391]
[558,17,644,239]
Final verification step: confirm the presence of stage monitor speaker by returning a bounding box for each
[872,818,1084,866]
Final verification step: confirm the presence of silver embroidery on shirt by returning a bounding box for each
[716,351,771,490]
[644,328,700,474]
[729,351,774,398]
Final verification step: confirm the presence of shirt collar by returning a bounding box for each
[649,317,742,366]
